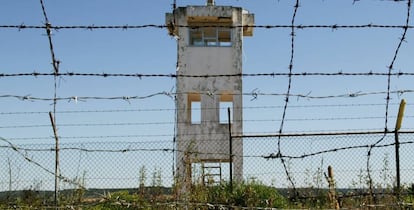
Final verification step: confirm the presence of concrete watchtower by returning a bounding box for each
[166,0,254,186]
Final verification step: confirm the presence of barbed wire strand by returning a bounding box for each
[1,23,414,30]
[277,0,300,198]
[0,137,84,189]
[262,140,414,160]
[366,0,412,203]
[39,0,59,115]
[1,71,414,78]
[0,139,403,157]
[39,0,62,206]
[2,89,413,103]
[3,134,414,162]
[0,137,232,158]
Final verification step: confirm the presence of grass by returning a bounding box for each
[1,183,412,209]
[1,155,411,209]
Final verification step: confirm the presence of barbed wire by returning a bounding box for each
[0,137,230,157]
[262,140,414,160]
[381,0,412,135]
[2,132,414,160]
[0,137,84,189]
[1,23,414,30]
[0,92,172,102]
[1,71,414,78]
[276,0,300,196]
[366,0,412,199]
[39,1,63,205]
[38,0,59,118]
[39,0,59,75]
[1,89,413,103]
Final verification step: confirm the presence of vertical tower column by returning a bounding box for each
[166,2,254,192]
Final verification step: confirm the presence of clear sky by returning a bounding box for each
[1,0,413,190]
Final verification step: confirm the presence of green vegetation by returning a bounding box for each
[1,182,413,209]
[1,159,412,209]
[188,180,287,209]
[0,171,286,209]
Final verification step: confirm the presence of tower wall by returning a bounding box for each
[166,5,253,186]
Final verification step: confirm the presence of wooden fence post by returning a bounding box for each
[327,165,339,209]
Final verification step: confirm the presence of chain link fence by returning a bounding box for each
[242,132,414,189]
[1,131,414,208]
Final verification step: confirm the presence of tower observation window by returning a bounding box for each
[190,27,232,47]
[188,93,201,124]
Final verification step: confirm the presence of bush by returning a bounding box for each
[190,180,287,208]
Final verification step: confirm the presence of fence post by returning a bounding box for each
[327,166,339,209]
[228,107,233,193]
[49,112,60,208]
[394,99,406,200]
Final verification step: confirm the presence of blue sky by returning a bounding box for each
[1,0,413,189]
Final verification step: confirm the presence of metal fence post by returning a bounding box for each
[228,107,233,193]
[394,99,406,199]
[49,112,60,208]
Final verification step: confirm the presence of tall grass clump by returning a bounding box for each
[188,179,287,208]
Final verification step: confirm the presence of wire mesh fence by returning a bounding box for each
[1,131,414,208]
[242,132,414,188]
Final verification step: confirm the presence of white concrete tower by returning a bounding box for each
[166,1,254,186]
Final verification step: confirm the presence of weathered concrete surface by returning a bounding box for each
[166,3,254,186]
